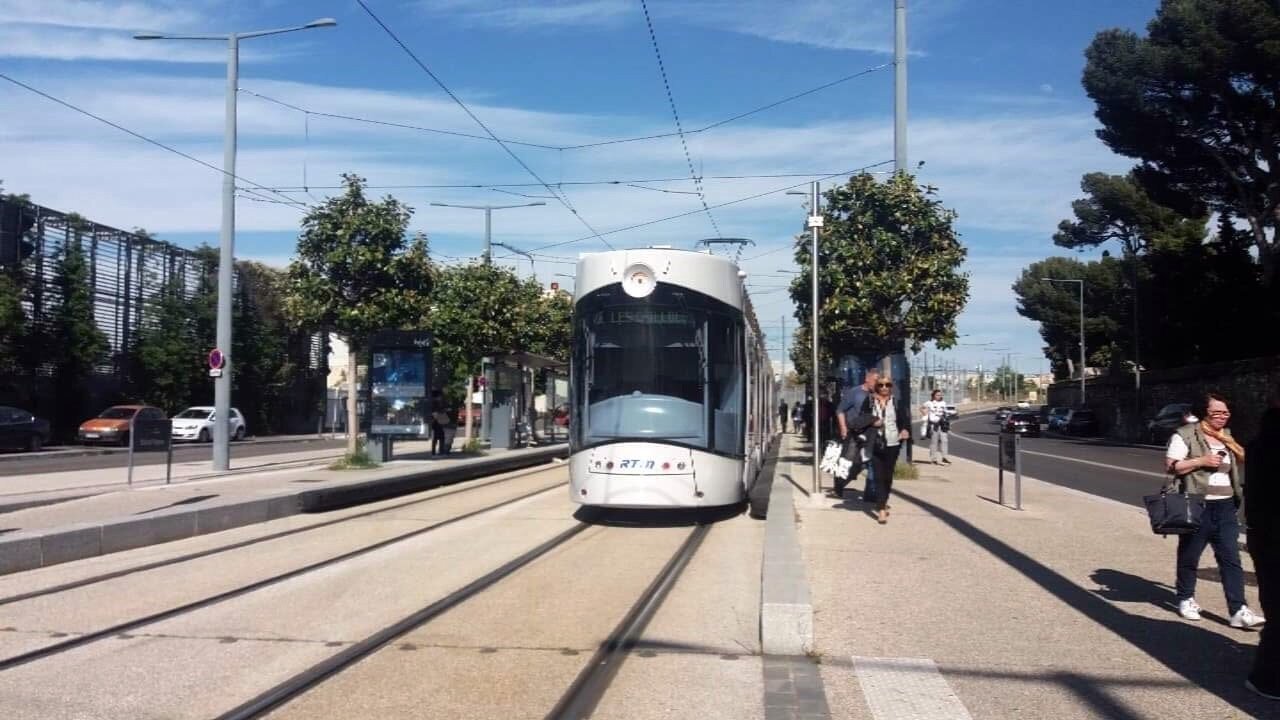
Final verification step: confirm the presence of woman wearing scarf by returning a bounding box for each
[1165,393,1265,629]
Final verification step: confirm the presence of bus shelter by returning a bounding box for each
[481,352,568,449]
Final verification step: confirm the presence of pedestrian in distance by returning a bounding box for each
[861,376,911,524]
[1246,393,1280,700]
[833,367,880,499]
[921,389,952,465]
[779,399,789,434]
[1165,392,1264,629]
[429,390,450,456]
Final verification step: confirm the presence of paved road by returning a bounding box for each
[945,412,1169,507]
[0,437,347,477]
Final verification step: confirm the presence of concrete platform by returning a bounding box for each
[790,434,1274,719]
[0,445,567,576]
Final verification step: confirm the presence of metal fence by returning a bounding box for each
[0,195,328,434]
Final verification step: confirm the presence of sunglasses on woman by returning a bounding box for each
[876,382,894,388]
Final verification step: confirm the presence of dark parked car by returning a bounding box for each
[1046,407,1071,431]
[994,406,1014,424]
[0,406,51,451]
[1004,411,1041,436]
[1146,403,1192,445]
[1063,409,1099,437]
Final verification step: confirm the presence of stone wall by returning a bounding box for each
[1046,355,1280,444]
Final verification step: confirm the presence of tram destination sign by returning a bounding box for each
[593,309,692,326]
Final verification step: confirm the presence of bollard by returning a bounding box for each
[996,431,1023,511]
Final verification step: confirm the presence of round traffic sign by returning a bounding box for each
[208,348,225,370]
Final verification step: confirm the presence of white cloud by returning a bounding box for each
[0,25,230,63]
[426,0,954,52]
[425,0,632,29]
[0,0,201,31]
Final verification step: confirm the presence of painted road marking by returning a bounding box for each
[854,656,973,720]
[949,430,1167,479]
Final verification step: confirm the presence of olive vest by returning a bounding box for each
[1167,424,1244,506]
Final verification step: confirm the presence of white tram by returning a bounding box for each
[568,248,777,508]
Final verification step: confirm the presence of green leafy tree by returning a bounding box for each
[788,172,969,385]
[984,365,1034,401]
[429,263,545,408]
[1082,0,1280,282]
[0,272,24,377]
[231,261,289,434]
[132,277,201,414]
[526,289,573,362]
[285,174,434,454]
[1012,257,1126,380]
[1054,172,1206,256]
[50,216,108,438]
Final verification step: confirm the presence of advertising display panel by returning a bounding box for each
[367,330,432,436]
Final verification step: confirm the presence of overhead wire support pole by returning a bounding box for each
[810,181,822,496]
[894,0,911,461]
[134,17,336,473]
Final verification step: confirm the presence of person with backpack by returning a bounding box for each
[833,367,879,499]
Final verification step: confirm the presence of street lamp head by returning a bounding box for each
[133,31,165,39]
[304,18,338,28]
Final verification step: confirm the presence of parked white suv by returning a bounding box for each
[171,406,246,443]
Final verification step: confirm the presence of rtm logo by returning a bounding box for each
[617,459,656,470]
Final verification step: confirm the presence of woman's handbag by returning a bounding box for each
[1142,490,1206,535]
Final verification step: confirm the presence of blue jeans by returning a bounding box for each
[1176,499,1246,614]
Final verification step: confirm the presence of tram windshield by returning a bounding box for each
[572,284,745,456]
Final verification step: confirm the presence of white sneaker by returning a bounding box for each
[1177,598,1202,621]
[1231,606,1266,629]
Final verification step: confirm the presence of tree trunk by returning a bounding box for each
[1251,212,1276,287]
[346,340,359,456]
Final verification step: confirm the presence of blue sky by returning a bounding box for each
[0,0,1158,379]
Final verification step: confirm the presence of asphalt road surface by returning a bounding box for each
[0,437,347,477]
[944,412,1169,508]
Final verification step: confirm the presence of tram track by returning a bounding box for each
[212,517,714,720]
[0,462,564,607]
[0,478,567,672]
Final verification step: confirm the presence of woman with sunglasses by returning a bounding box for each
[860,377,912,524]
[1165,392,1264,629]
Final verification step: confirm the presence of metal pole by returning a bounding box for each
[781,314,787,403]
[212,34,238,473]
[810,180,821,496]
[483,207,492,265]
[1079,279,1086,405]
[894,0,908,173]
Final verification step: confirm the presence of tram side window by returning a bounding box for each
[708,317,745,456]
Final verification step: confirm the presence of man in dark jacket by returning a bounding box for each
[832,367,880,499]
[1247,394,1280,700]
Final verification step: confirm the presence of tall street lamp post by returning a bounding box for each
[136,17,337,472]
[429,202,545,265]
[1041,277,1086,405]
[788,185,823,495]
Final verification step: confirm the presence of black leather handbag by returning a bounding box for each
[1143,490,1206,535]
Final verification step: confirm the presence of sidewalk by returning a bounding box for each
[0,444,566,574]
[779,434,1269,720]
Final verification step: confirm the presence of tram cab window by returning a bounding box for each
[573,285,746,457]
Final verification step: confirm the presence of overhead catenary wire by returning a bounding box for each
[637,0,720,239]
[529,160,893,253]
[238,87,562,150]
[354,0,613,250]
[0,71,311,212]
[258,171,862,192]
[236,61,891,154]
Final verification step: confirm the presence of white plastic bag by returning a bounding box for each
[820,440,842,474]
[919,420,928,440]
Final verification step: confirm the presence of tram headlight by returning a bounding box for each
[622,264,657,298]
